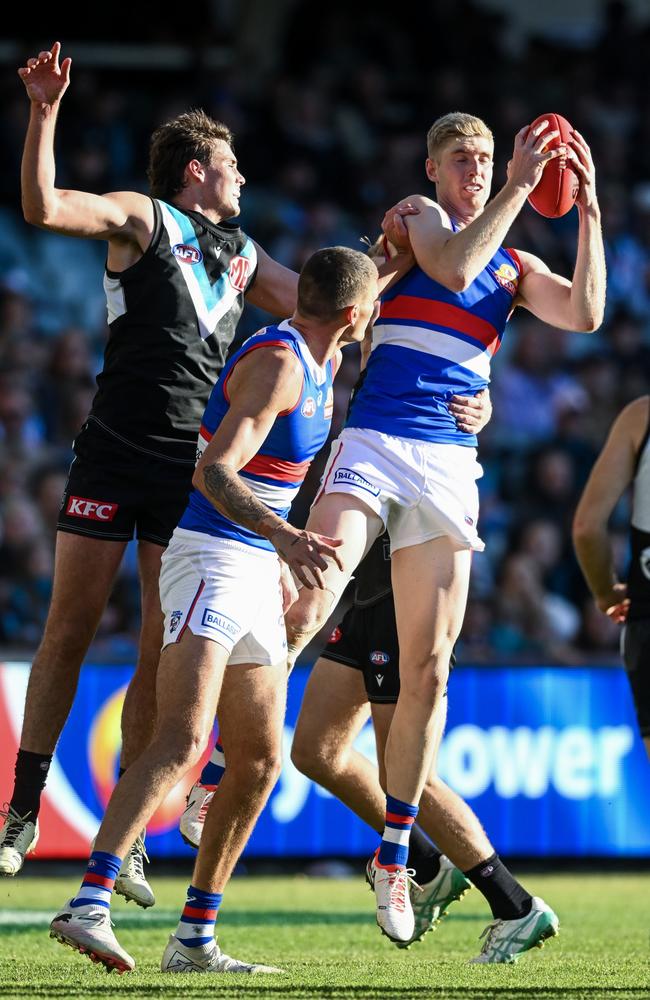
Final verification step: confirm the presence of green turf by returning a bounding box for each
[1,872,649,999]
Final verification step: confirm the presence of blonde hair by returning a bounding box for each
[426,112,493,160]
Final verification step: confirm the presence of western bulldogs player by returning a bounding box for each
[284,111,605,960]
[48,247,384,974]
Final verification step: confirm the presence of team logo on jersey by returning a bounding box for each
[324,386,334,419]
[229,255,252,292]
[328,626,342,644]
[169,610,183,635]
[333,468,380,497]
[493,262,518,295]
[66,496,118,521]
[370,650,390,666]
[172,243,203,265]
[301,396,317,418]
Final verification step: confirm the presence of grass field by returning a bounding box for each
[1,871,649,999]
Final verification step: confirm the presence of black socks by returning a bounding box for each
[464,853,533,920]
[10,749,52,821]
[406,825,442,884]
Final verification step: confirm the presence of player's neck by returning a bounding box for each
[438,195,482,229]
[288,317,338,366]
[173,193,229,226]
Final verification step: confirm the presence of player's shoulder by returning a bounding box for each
[615,395,650,442]
[402,195,453,231]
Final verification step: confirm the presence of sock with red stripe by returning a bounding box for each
[199,740,225,786]
[378,794,419,868]
[70,850,122,908]
[175,885,222,947]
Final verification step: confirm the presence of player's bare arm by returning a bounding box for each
[19,42,154,263]
[194,348,343,587]
[514,132,605,332]
[573,397,648,620]
[381,121,565,292]
[246,242,299,316]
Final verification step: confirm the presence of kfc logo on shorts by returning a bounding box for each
[66,496,118,521]
[370,650,390,666]
[172,243,203,265]
[169,610,183,635]
[301,397,317,418]
[328,626,342,644]
[333,468,380,497]
[229,255,251,292]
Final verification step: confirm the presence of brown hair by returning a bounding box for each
[426,112,493,160]
[298,247,377,321]
[147,109,234,200]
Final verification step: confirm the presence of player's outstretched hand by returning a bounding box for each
[449,388,492,434]
[567,130,597,210]
[507,120,565,193]
[271,526,344,589]
[18,41,71,106]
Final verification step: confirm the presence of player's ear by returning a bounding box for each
[343,303,359,328]
[186,159,205,183]
[425,157,438,183]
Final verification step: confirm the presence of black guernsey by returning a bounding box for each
[354,531,392,607]
[89,198,257,463]
[628,399,650,620]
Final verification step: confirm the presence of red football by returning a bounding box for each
[526,113,580,218]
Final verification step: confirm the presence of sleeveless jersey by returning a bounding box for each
[347,235,520,445]
[628,401,650,619]
[89,198,257,463]
[179,320,335,550]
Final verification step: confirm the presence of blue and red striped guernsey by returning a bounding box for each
[347,232,521,445]
[178,321,334,549]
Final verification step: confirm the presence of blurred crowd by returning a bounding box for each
[0,0,648,662]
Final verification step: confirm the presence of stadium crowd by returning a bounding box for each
[0,0,648,662]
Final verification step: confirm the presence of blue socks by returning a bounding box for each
[175,884,223,947]
[70,850,122,908]
[377,794,419,868]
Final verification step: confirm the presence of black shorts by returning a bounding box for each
[321,594,400,703]
[57,419,194,546]
[622,619,650,739]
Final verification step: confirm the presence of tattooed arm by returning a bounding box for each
[193,346,343,588]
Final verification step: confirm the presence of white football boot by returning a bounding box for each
[470,896,559,964]
[49,899,135,973]
[161,934,284,974]
[0,805,39,876]
[179,782,217,848]
[366,850,419,943]
[113,832,155,908]
[396,854,472,948]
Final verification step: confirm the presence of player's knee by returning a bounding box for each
[155,723,209,773]
[400,648,451,700]
[229,746,282,793]
[291,738,328,781]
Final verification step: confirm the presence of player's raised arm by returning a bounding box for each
[194,348,343,588]
[513,132,605,332]
[19,42,153,247]
[573,398,648,620]
[382,121,565,292]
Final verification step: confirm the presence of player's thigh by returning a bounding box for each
[154,629,228,750]
[294,656,370,762]
[287,492,383,631]
[391,536,471,677]
[218,661,288,763]
[46,531,127,636]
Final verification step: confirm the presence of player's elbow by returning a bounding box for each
[572,511,597,547]
[22,197,58,230]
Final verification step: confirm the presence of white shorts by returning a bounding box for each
[316,427,484,553]
[159,528,287,665]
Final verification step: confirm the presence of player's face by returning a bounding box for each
[427,136,493,216]
[341,281,380,343]
[204,140,245,217]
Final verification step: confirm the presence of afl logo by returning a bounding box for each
[301,396,317,418]
[229,255,252,292]
[173,243,203,265]
[370,650,390,666]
